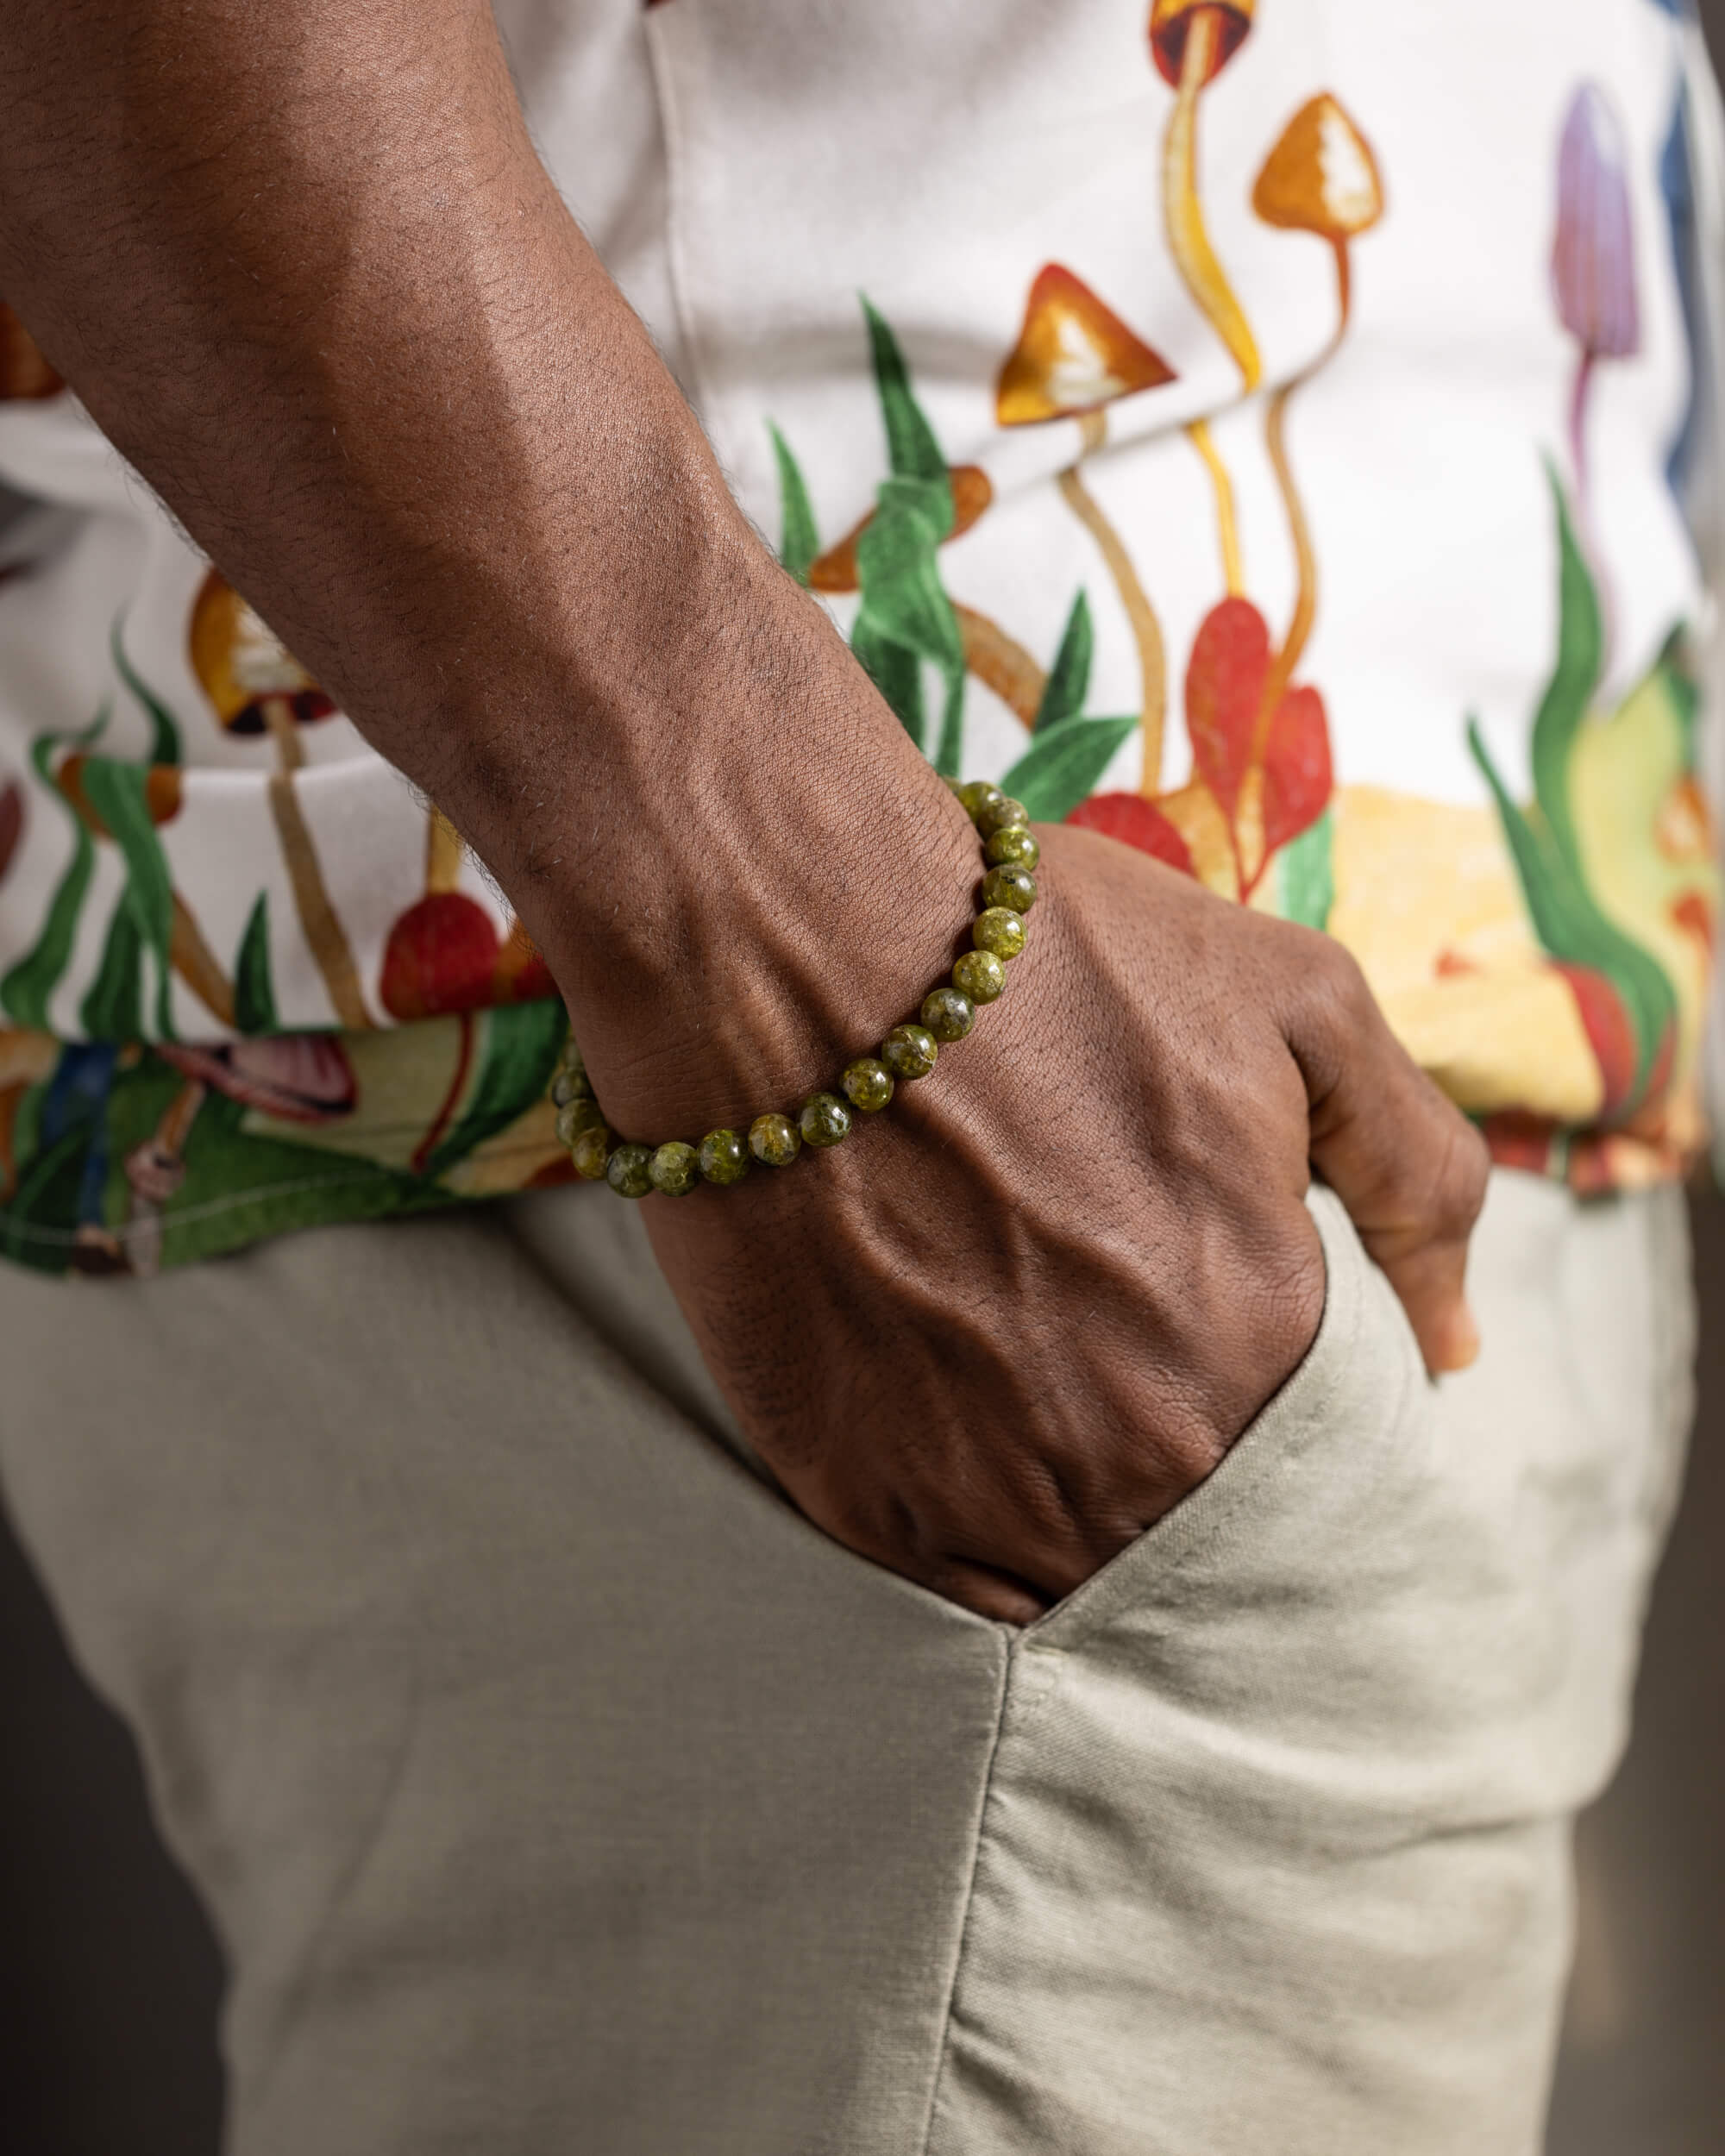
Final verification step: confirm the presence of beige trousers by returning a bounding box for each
[0,1171,1693,2155]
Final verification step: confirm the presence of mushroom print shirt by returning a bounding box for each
[0,0,1719,1275]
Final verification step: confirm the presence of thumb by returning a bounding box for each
[1279,937,1490,1375]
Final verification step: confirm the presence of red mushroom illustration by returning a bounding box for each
[996,265,1176,780]
[190,568,372,1030]
[0,302,61,400]
[1250,94,1384,745]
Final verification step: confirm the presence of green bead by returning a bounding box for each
[842,1057,895,1112]
[952,949,1007,1003]
[881,1023,938,1080]
[698,1128,750,1184]
[982,862,1038,914]
[956,780,1003,823]
[569,1125,612,1180]
[649,1140,700,1196]
[749,1112,803,1168]
[974,793,1029,840]
[555,1096,607,1148]
[984,824,1040,869]
[556,1033,586,1075]
[605,1143,655,1199]
[800,1092,853,1148]
[551,1065,593,1108]
[972,906,1026,961]
[920,985,975,1042]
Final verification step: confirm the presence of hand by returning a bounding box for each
[630,810,1488,1625]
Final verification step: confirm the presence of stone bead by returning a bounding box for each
[881,1023,938,1080]
[551,1065,593,1108]
[982,862,1038,915]
[605,1142,655,1199]
[569,1125,612,1181]
[984,824,1040,869]
[649,1140,701,1196]
[555,1096,607,1149]
[972,906,1026,962]
[956,780,1003,822]
[698,1128,750,1185]
[952,949,1007,1003]
[842,1057,895,1113]
[920,985,975,1042]
[974,793,1030,840]
[750,1112,803,1167]
[800,1092,853,1148]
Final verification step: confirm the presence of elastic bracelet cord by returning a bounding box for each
[555,780,1040,1197]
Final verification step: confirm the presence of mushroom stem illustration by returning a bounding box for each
[1182,418,1245,594]
[1248,93,1384,762]
[260,699,372,1031]
[951,604,1049,727]
[1057,419,1170,784]
[1159,6,1261,392]
[1552,83,1640,672]
[996,268,1176,786]
[191,570,373,1031]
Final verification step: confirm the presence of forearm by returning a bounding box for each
[0,0,970,1119]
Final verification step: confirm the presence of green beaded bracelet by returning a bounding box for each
[553,783,1039,1195]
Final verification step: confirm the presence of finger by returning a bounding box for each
[920,1557,1051,1626]
[1279,937,1490,1375]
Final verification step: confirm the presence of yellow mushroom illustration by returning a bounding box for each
[1148,0,1259,593]
[996,264,1176,781]
[190,569,373,1029]
[1250,93,1384,737]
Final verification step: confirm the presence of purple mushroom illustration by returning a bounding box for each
[1552,81,1640,655]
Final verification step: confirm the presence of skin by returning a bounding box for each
[0,0,1487,1621]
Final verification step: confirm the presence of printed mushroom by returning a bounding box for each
[190,568,372,1028]
[1552,81,1639,660]
[1249,93,1383,732]
[996,264,1175,780]
[1150,0,1259,394]
[381,804,553,1020]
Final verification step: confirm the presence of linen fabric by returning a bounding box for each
[0,0,1720,1275]
[0,1173,1692,2153]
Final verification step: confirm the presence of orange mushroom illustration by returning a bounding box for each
[996,265,1176,780]
[1250,94,1383,738]
[0,302,61,400]
[190,568,372,1030]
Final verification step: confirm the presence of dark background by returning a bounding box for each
[5,10,1725,2153]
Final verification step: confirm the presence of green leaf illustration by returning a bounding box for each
[79,903,143,1039]
[1529,461,1603,870]
[78,757,178,1041]
[768,423,819,586]
[419,998,568,1183]
[1468,717,1675,1099]
[1002,714,1138,824]
[111,611,182,768]
[851,617,925,750]
[861,297,948,487]
[1035,591,1095,732]
[1276,807,1334,931]
[234,892,277,1035]
[0,705,110,1031]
